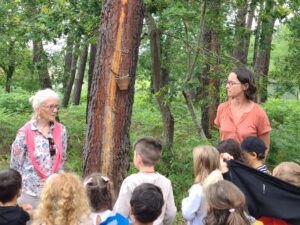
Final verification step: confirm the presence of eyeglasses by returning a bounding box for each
[43,104,60,111]
[226,80,241,87]
[48,138,56,157]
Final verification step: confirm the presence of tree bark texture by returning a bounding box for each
[232,0,248,64]
[243,0,257,64]
[32,39,52,89]
[254,0,276,103]
[62,43,80,107]
[83,0,144,193]
[86,43,97,123]
[146,13,175,149]
[3,40,16,93]
[73,45,89,105]
[62,34,74,88]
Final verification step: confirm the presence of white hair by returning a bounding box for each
[29,88,59,112]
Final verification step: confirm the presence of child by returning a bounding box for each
[216,139,242,161]
[181,145,223,225]
[241,136,270,174]
[204,180,251,225]
[114,137,176,225]
[130,183,164,225]
[32,172,91,225]
[0,169,31,225]
[273,162,300,187]
[84,173,128,225]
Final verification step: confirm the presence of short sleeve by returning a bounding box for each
[256,107,272,136]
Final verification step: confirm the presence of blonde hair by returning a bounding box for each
[32,172,90,225]
[273,162,300,187]
[193,145,220,184]
[29,88,59,118]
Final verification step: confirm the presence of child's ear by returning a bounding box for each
[17,189,22,198]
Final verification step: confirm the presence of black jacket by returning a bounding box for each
[224,160,300,225]
[0,205,30,225]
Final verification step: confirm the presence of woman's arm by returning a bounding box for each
[10,131,27,172]
[258,132,270,157]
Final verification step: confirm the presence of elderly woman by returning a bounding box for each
[214,67,271,155]
[10,89,67,208]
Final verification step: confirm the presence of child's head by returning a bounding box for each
[193,145,220,184]
[241,136,266,164]
[204,180,251,225]
[33,172,90,225]
[273,162,300,187]
[130,183,164,224]
[84,173,113,212]
[216,139,242,161]
[0,169,22,204]
[133,137,162,167]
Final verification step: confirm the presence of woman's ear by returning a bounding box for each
[242,83,249,91]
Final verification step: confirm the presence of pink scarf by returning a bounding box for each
[19,121,63,180]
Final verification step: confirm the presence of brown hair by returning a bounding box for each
[204,180,251,225]
[32,173,90,225]
[193,145,220,184]
[232,67,257,100]
[84,173,114,211]
[273,162,300,187]
[133,137,162,166]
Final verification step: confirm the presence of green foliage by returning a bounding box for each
[264,99,300,166]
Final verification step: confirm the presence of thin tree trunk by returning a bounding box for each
[83,0,144,193]
[72,45,89,105]
[32,39,52,89]
[145,13,175,149]
[243,0,257,64]
[232,0,248,64]
[183,0,207,139]
[4,40,16,93]
[62,43,80,107]
[63,35,74,88]
[254,0,276,103]
[86,43,97,123]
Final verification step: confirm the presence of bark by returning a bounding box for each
[86,43,97,123]
[243,0,257,64]
[32,39,52,89]
[72,45,89,105]
[62,43,80,107]
[3,41,16,93]
[232,0,248,64]
[145,13,175,149]
[254,0,276,103]
[182,0,207,139]
[83,0,144,193]
[199,0,221,138]
[63,35,74,88]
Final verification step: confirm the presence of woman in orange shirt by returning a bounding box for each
[214,67,271,155]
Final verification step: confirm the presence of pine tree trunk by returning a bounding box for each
[62,43,80,107]
[32,39,52,89]
[72,46,88,105]
[83,0,144,193]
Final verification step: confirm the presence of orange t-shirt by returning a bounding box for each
[214,101,272,144]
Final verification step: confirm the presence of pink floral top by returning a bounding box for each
[10,120,67,197]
